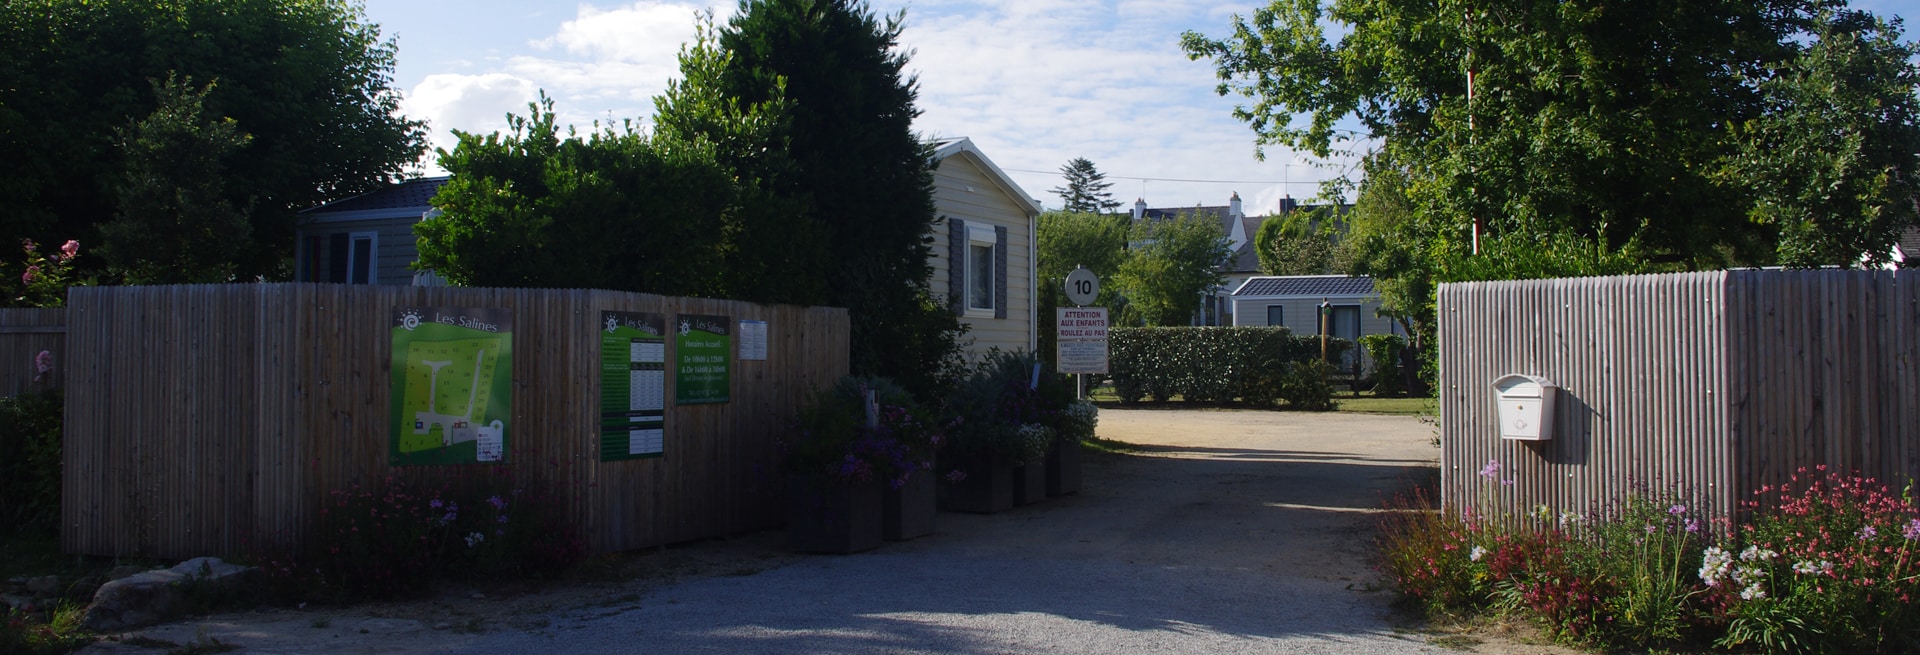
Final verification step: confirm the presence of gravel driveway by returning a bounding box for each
[91,408,1485,655]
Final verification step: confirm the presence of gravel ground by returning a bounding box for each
[85,408,1578,655]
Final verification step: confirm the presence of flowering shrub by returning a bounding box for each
[255,467,584,602]
[6,239,82,308]
[1707,466,1920,653]
[1053,400,1099,444]
[1378,466,1920,652]
[784,376,942,489]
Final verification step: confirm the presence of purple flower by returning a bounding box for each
[60,240,78,259]
[1685,519,1700,534]
[1479,459,1500,478]
[945,469,968,483]
[1668,504,1687,516]
[486,495,507,511]
[429,499,443,510]
[22,265,38,285]
[1858,525,1878,541]
[1905,518,1920,541]
[496,515,509,524]
[34,350,53,374]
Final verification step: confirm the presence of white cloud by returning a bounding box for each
[402,73,541,161]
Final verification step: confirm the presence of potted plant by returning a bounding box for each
[1047,398,1097,496]
[783,376,939,551]
[941,351,1056,512]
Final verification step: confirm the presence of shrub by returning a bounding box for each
[1106,326,1346,405]
[256,467,584,602]
[785,376,943,489]
[944,351,1071,470]
[1358,333,1405,397]
[1706,467,1920,653]
[0,389,63,536]
[1278,360,1339,411]
[1378,466,1920,653]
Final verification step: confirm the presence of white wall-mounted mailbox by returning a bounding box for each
[1492,374,1557,441]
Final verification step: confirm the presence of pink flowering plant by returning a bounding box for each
[783,376,942,489]
[1705,466,1920,653]
[1379,465,1920,652]
[6,239,83,308]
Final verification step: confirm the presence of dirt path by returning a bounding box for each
[81,408,1576,654]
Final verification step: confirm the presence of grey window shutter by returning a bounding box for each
[948,218,966,314]
[994,225,1008,319]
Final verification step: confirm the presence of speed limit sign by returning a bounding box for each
[1064,267,1099,306]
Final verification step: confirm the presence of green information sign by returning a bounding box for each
[600,311,667,461]
[390,307,513,465]
[675,314,730,405]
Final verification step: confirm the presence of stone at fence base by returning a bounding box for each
[26,575,61,596]
[2,594,36,612]
[82,557,257,632]
[106,566,146,581]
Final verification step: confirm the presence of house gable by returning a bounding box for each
[929,138,1041,356]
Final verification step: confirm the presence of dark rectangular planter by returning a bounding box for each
[1046,439,1083,496]
[787,476,883,554]
[1012,458,1047,505]
[883,468,936,541]
[942,454,1013,514]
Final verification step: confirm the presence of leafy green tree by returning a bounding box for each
[416,96,735,294]
[1035,210,1129,364]
[0,0,427,280]
[99,76,254,284]
[1254,207,1337,276]
[664,0,963,398]
[1727,10,1920,268]
[1181,0,1920,270]
[1049,158,1121,214]
[1115,212,1230,326]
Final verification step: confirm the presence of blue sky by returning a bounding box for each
[362,0,1920,215]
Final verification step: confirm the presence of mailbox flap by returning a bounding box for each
[1492,374,1556,398]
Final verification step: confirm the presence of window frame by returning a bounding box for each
[346,231,378,285]
[963,224,997,317]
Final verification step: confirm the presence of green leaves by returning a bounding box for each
[1116,210,1231,326]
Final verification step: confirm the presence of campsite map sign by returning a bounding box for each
[600,311,667,460]
[390,307,513,465]
[675,314,731,405]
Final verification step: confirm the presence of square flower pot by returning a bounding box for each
[1012,458,1047,506]
[1046,439,1082,496]
[942,454,1013,514]
[883,468,936,541]
[787,476,883,554]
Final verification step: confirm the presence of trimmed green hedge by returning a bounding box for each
[1105,326,1349,406]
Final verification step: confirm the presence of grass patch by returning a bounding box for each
[1080,437,1139,454]
[1333,394,1431,416]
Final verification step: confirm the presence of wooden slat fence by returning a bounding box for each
[1440,270,1919,524]
[60,284,847,558]
[0,307,66,396]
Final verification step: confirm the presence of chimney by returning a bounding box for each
[1132,198,1146,221]
[1229,192,1243,220]
[1278,195,1297,215]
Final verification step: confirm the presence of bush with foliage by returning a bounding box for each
[5,239,82,308]
[1378,464,1920,652]
[255,467,584,602]
[1357,333,1405,397]
[944,351,1074,471]
[0,388,62,536]
[1278,360,1340,411]
[784,376,943,489]
[1106,326,1345,406]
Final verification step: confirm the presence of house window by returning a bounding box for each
[1267,305,1284,327]
[965,224,997,314]
[327,231,378,284]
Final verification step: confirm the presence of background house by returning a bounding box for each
[293,176,448,285]
[1230,274,1400,373]
[930,137,1043,357]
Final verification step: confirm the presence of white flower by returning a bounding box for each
[1469,546,1488,562]
[464,531,485,548]
[1739,545,1777,562]
[1699,546,1733,585]
[1792,561,1818,575]
[1740,584,1767,601]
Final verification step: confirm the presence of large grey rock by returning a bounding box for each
[106,566,146,581]
[82,557,256,632]
[26,575,62,596]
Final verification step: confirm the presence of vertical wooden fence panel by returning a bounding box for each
[0,307,66,396]
[1444,270,1920,524]
[61,284,846,559]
